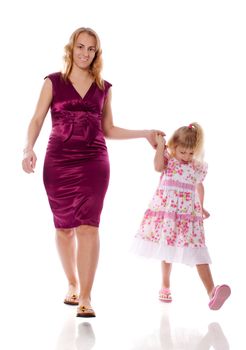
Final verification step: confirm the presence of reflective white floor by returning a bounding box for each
[1,244,244,350]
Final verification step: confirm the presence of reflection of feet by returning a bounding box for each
[75,322,96,350]
[209,285,231,310]
[77,306,96,318]
[55,316,76,350]
[64,284,79,305]
[207,322,230,350]
[160,307,174,349]
[195,322,230,349]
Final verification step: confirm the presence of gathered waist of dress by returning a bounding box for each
[51,110,102,145]
[162,179,195,191]
[145,209,202,222]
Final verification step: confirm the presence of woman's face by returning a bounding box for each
[175,145,194,163]
[73,32,97,70]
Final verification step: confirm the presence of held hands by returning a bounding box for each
[22,149,37,173]
[146,130,166,149]
[155,133,166,147]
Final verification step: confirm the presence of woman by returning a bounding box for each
[22,27,164,317]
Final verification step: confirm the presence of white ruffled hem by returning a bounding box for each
[131,238,212,267]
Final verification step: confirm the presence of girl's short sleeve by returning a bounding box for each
[194,161,208,183]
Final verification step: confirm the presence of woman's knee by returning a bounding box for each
[56,228,75,239]
[76,225,98,236]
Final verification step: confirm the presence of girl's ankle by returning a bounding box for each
[161,286,170,291]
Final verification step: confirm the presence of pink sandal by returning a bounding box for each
[208,285,231,310]
[159,288,172,303]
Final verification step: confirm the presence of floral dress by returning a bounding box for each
[132,152,212,266]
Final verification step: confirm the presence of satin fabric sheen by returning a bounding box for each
[43,72,111,228]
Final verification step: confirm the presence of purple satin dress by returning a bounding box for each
[43,72,111,228]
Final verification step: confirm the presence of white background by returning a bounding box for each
[0,0,245,349]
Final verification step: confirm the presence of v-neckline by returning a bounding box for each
[68,78,95,101]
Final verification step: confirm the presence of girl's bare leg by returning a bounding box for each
[56,228,79,301]
[75,225,100,308]
[196,264,215,297]
[161,261,172,288]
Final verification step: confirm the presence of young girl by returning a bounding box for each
[132,123,231,310]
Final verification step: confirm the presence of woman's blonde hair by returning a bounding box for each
[62,27,104,89]
[167,122,204,160]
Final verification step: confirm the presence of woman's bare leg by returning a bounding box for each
[75,225,100,308]
[56,228,79,301]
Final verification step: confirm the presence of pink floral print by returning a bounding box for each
[136,156,208,249]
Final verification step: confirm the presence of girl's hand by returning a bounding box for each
[146,130,165,149]
[22,149,37,173]
[202,208,210,219]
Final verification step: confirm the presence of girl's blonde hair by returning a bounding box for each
[62,27,104,89]
[167,122,204,160]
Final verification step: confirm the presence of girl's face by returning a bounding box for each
[174,145,194,163]
[73,32,97,70]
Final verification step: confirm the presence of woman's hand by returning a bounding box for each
[146,130,165,149]
[202,208,210,219]
[155,133,166,147]
[22,149,37,173]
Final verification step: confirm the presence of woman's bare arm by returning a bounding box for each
[22,78,52,173]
